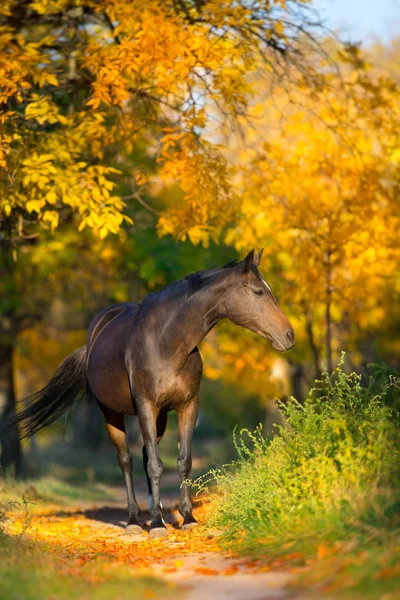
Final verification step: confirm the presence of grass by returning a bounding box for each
[197,358,400,597]
[294,537,400,599]
[0,531,173,600]
[0,477,117,507]
[0,479,177,600]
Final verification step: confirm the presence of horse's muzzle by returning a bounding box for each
[272,328,295,352]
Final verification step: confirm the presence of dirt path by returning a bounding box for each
[112,478,296,599]
[6,477,306,600]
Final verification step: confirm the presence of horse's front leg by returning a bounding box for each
[143,410,168,511]
[177,396,199,530]
[137,400,168,538]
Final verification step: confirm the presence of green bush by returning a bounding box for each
[198,357,400,558]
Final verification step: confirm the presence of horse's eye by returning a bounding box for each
[253,289,264,297]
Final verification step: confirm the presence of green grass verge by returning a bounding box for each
[0,477,117,508]
[196,359,400,597]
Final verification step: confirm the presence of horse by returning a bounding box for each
[8,249,294,537]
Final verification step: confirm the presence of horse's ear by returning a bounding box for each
[253,248,264,267]
[242,249,255,273]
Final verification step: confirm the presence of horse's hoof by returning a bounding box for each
[182,520,199,531]
[149,526,169,538]
[123,523,143,536]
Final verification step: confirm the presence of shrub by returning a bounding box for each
[197,357,400,558]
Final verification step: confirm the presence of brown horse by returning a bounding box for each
[7,249,294,537]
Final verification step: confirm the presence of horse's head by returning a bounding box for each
[224,249,294,352]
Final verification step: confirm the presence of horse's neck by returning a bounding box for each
[158,276,228,367]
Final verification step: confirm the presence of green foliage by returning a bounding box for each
[197,358,400,559]
[198,378,266,440]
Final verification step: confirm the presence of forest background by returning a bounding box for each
[0,0,399,482]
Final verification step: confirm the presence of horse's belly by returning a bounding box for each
[88,349,134,414]
[89,362,134,414]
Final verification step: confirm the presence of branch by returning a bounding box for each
[172,0,206,24]
[103,11,121,45]
[121,192,160,216]
[121,174,160,217]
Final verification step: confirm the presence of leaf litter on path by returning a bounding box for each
[4,495,297,600]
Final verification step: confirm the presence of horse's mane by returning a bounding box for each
[185,259,239,294]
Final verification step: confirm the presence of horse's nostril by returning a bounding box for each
[286,329,294,343]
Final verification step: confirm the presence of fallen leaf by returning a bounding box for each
[195,567,219,576]
[174,559,184,567]
[222,566,238,575]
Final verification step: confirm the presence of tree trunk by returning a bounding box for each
[0,343,23,477]
[325,249,333,374]
[290,362,304,402]
[0,237,23,477]
[264,398,285,439]
[305,315,321,379]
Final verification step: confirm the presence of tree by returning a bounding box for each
[225,46,400,373]
[1,0,325,243]
[174,44,400,404]
[0,0,325,472]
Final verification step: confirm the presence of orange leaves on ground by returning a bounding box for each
[5,501,220,580]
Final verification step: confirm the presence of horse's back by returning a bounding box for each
[87,303,139,414]
[87,303,139,349]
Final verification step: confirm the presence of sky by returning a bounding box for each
[312,0,400,44]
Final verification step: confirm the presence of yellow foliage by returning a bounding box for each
[25,95,65,125]
[157,132,238,244]
[224,50,400,367]
[0,0,319,242]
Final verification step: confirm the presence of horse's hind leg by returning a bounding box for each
[142,410,167,511]
[99,404,142,535]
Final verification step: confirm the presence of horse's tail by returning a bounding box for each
[4,346,87,439]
